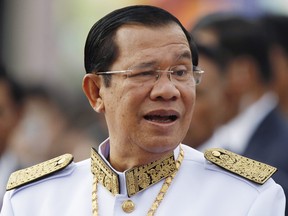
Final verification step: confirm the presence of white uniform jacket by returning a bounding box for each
[0,142,286,216]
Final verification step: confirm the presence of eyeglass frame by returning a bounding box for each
[93,64,204,86]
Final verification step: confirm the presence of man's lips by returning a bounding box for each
[144,110,179,123]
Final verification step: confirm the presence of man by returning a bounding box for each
[260,14,288,119]
[191,13,288,215]
[191,13,245,124]
[1,5,285,216]
[0,67,24,208]
[182,44,226,149]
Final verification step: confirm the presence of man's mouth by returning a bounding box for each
[144,114,178,123]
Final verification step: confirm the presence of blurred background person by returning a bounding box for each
[190,13,288,214]
[183,44,226,149]
[0,79,104,208]
[191,13,241,124]
[9,85,102,166]
[260,13,288,119]
[0,66,25,208]
[191,13,228,46]
[9,86,68,166]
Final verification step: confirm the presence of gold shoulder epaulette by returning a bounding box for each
[6,154,73,191]
[204,148,277,184]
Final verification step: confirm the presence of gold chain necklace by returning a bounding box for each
[92,146,184,216]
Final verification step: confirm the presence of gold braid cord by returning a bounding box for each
[147,147,184,216]
[92,175,98,216]
[92,146,184,216]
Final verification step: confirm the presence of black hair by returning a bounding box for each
[191,12,238,35]
[196,43,228,72]
[84,5,198,86]
[192,13,272,83]
[217,16,272,83]
[259,13,288,54]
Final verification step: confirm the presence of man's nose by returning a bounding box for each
[150,73,180,101]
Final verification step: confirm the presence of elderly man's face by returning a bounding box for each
[86,23,196,158]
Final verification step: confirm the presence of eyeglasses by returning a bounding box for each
[95,64,204,86]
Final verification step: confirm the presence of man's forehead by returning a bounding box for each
[113,24,191,66]
[114,23,188,45]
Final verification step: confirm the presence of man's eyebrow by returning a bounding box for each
[175,51,192,62]
[132,61,158,69]
[131,51,191,69]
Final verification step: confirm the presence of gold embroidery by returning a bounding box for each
[204,148,277,184]
[126,152,176,197]
[91,146,184,216]
[90,148,176,197]
[90,148,119,195]
[6,154,73,190]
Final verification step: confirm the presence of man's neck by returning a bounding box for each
[99,139,177,172]
[109,149,173,172]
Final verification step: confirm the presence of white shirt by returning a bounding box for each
[0,150,21,208]
[1,141,285,216]
[198,92,278,154]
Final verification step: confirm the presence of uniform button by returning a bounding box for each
[122,200,135,213]
[57,158,65,165]
[212,150,221,157]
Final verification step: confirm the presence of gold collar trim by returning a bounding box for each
[90,148,177,197]
[90,148,119,195]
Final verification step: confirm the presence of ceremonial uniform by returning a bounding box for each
[1,140,285,216]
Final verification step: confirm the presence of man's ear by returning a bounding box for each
[82,74,105,113]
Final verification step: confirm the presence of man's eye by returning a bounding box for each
[131,70,155,77]
[172,70,187,77]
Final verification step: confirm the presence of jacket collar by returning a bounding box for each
[90,140,178,197]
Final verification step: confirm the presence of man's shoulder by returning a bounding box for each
[181,145,278,188]
[6,154,74,191]
[203,148,277,185]
[6,154,90,194]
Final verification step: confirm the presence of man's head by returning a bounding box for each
[183,45,225,148]
[193,13,272,84]
[260,14,288,116]
[218,17,272,84]
[191,12,232,47]
[194,13,273,115]
[215,16,273,114]
[84,5,198,87]
[82,5,200,169]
